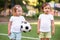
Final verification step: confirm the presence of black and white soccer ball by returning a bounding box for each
[20,21,31,32]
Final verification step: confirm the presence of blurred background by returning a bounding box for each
[0,0,60,22]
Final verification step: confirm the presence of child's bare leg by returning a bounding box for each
[45,38,50,40]
[40,38,45,40]
[11,39,15,40]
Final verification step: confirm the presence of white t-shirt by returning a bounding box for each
[10,16,25,32]
[38,14,54,32]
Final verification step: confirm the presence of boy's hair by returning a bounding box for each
[12,5,22,16]
[41,3,51,10]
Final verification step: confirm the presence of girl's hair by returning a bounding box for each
[41,3,51,10]
[12,5,22,16]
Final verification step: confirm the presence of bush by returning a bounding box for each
[54,16,60,20]
[22,6,28,12]
[25,12,42,20]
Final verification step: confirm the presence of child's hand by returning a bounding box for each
[8,31,11,36]
[52,30,55,35]
[37,30,40,35]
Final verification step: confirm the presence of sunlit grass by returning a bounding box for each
[0,23,60,40]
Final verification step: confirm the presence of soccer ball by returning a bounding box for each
[20,21,31,32]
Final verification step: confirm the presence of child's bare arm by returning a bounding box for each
[8,21,12,35]
[37,19,40,34]
[51,20,55,35]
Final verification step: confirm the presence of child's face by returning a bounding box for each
[43,5,51,14]
[16,7,23,16]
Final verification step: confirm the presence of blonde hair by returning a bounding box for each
[12,5,23,16]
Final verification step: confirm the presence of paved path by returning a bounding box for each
[0,21,60,25]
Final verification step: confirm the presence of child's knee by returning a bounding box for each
[45,38,50,40]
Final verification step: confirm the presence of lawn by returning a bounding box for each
[0,23,60,40]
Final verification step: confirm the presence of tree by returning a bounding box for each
[0,0,4,13]
[3,0,8,16]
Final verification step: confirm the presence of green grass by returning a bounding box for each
[51,25,60,40]
[0,23,60,40]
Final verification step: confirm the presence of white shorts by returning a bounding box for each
[8,32,21,40]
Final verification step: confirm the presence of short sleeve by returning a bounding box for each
[22,16,26,21]
[9,16,13,21]
[38,15,41,19]
[50,15,54,20]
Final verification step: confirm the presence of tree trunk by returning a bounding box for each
[4,0,8,16]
